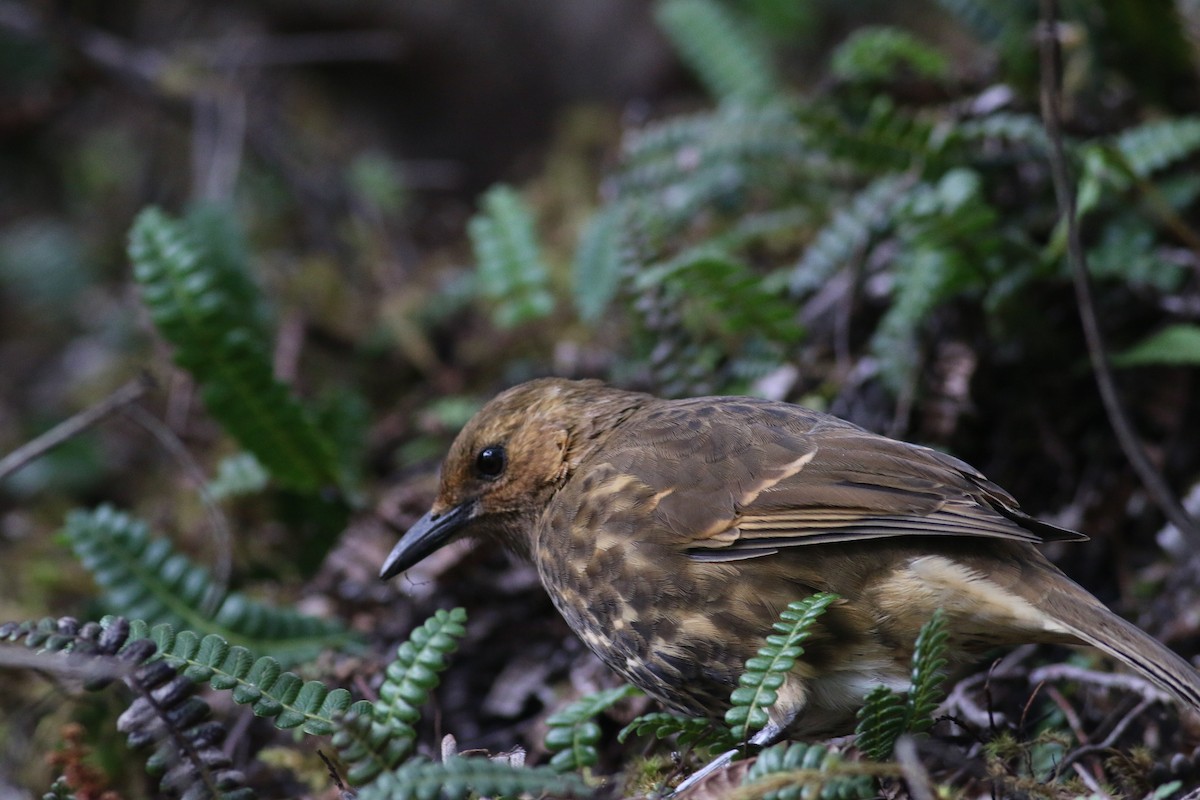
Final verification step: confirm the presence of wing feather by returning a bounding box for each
[593,395,1085,562]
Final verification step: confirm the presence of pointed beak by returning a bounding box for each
[380,501,476,580]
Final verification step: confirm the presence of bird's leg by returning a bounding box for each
[669,720,787,796]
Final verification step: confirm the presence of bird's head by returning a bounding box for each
[380,378,643,579]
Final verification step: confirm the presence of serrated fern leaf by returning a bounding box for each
[545,683,642,772]
[116,618,354,736]
[790,175,910,295]
[854,609,948,761]
[796,99,937,175]
[468,184,554,328]
[1113,117,1200,179]
[830,26,949,83]
[572,205,626,322]
[854,685,909,762]
[64,506,354,664]
[128,207,346,494]
[743,741,875,800]
[2,616,256,800]
[906,608,948,733]
[330,702,404,787]
[618,711,733,752]
[358,757,592,800]
[726,593,839,744]
[207,452,270,500]
[655,0,779,105]
[335,608,468,785]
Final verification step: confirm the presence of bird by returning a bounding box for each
[380,377,1200,740]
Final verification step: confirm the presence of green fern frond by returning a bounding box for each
[637,253,802,345]
[655,0,779,105]
[329,702,402,787]
[830,26,950,83]
[358,757,592,800]
[118,618,354,735]
[128,207,347,495]
[618,711,731,749]
[743,741,876,800]
[854,609,948,761]
[870,246,953,394]
[1112,116,1200,179]
[854,685,910,763]
[726,593,839,744]
[954,113,1049,152]
[906,608,948,732]
[335,608,468,784]
[796,99,937,175]
[468,184,555,328]
[572,205,626,323]
[790,175,910,295]
[207,452,270,500]
[871,169,1000,392]
[545,683,643,772]
[2,616,257,800]
[376,607,467,742]
[64,506,354,664]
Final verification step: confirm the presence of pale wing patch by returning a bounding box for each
[685,449,817,559]
[738,449,818,507]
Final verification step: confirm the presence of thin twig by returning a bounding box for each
[895,736,937,800]
[121,405,233,606]
[1037,0,1199,544]
[0,376,153,483]
[1029,663,1170,704]
[1053,697,1153,774]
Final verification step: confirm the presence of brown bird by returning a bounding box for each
[380,378,1200,739]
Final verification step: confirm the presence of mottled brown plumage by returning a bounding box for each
[381,378,1200,737]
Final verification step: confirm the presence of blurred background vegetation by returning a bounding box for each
[4,0,1200,797]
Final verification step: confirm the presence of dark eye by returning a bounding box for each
[475,445,506,479]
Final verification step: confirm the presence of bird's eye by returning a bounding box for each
[475,445,507,479]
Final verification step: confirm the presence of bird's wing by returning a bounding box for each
[593,396,1085,562]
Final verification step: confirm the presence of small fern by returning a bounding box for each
[206,452,270,500]
[545,683,643,772]
[654,0,779,105]
[742,741,875,800]
[854,608,948,761]
[618,711,733,752]
[63,505,354,664]
[116,618,355,735]
[726,593,839,745]
[357,756,592,800]
[128,207,348,495]
[830,26,950,84]
[571,205,626,323]
[2,617,256,800]
[468,184,555,328]
[335,607,469,785]
[789,174,910,295]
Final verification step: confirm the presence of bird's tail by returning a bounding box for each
[1039,572,1200,712]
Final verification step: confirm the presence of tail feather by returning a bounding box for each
[1042,580,1200,712]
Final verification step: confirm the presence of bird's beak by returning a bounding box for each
[379,501,476,580]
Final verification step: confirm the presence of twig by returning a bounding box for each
[120,405,234,606]
[1029,663,1170,704]
[895,736,937,800]
[0,376,152,483]
[1053,697,1154,774]
[1037,0,1200,545]
[0,648,134,683]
